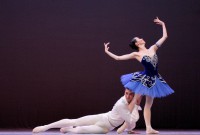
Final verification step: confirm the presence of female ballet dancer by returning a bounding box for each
[104,17,174,134]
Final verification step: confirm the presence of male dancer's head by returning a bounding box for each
[125,89,142,105]
[124,89,134,104]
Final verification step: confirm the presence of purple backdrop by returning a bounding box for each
[0,0,200,129]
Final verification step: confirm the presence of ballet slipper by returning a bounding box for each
[32,126,47,133]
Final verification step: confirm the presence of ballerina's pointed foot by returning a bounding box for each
[146,128,159,134]
[32,126,47,133]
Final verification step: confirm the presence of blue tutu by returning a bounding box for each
[121,54,174,98]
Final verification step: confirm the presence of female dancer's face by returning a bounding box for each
[124,89,134,103]
[135,37,146,46]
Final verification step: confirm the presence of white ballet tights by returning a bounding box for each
[32,113,109,134]
[61,125,108,134]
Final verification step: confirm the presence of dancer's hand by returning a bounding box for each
[127,130,140,134]
[154,17,164,25]
[104,42,110,53]
[117,122,127,134]
[117,127,124,134]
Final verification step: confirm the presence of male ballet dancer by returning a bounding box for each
[33,89,142,134]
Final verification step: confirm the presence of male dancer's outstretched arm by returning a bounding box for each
[117,95,142,134]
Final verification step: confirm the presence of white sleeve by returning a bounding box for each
[116,103,140,125]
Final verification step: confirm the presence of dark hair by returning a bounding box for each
[129,38,139,51]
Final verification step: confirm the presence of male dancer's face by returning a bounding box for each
[124,89,134,104]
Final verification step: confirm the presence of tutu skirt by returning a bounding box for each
[121,72,174,98]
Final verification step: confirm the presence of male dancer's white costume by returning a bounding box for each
[33,96,141,134]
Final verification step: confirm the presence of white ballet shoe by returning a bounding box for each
[32,126,47,133]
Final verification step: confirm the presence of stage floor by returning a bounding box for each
[0,130,200,135]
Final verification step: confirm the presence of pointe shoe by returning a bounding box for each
[32,126,47,133]
[146,128,159,134]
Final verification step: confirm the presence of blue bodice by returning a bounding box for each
[131,54,166,88]
[141,54,158,76]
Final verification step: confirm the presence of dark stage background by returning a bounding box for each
[0,0,200,129]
